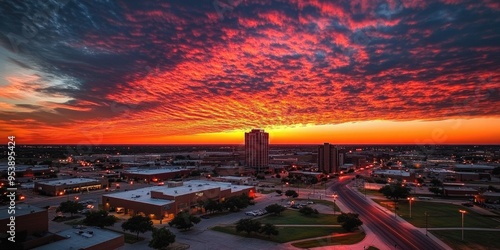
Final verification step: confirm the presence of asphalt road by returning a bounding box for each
[333,176,446,250]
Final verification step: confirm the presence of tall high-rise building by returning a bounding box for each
[245,129,269,173]
[318,143,340,174]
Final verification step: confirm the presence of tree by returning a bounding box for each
[168,211,201,231]
[285,190,298,199]
[416,178,424,184]
[428,187,443,195]
[493,167,500,176]
[235,218,261,235]
[299,206,319,216]
[122,215,154,239]
[310,178,318,191]
[204,199,223,214]
[83,210,117,228]
[265,204,286,215]
[259,223,279,238]
[379,184,410,203]
[148,227,176,250]
[430,179,442,187]
[56,201,84,217]
[223,193,253,211]
[275,190,283,195]
[337,212,363,232]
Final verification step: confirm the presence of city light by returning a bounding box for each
[459,210,467,241]
[407,197,415,218]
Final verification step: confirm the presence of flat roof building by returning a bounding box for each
[122,168,191,182]
[103,180,255,220]
[33,227,124,250]
[0,205,48,236]
[34,178,107,196]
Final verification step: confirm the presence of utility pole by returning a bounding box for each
[424,211,428,236]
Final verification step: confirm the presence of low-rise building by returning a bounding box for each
[122,168,191,182]
[288,171,325,181]
[211,176,253,185]
[102,180,255,220]
[33,228,124,250]
[0,205,48,236]
[34,178,107,196]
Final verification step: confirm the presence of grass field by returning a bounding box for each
[107,228,145,244]
[373,199,500,228]
[212,225,343,243]
[291,231,365,248]
[294,198,341,212]
[256,209,339,225]
[357,188,385,197]
[431,230,500,250]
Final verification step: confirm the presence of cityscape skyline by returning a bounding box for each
[1,1,499,144]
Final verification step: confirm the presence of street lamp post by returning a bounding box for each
[424,211,428,236]
[333,193,338,215]
[459,210,466,241]
[364,180,366,197]
[407,197,415,218]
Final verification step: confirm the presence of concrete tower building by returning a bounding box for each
[318,143,339,174]
[245,129,269,173]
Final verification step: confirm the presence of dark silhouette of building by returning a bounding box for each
[245,129,269,173]
[318,143,340,174]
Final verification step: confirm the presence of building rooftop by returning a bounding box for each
[373,170,411,176]
[0,165,50,172]
[103,180,252,205]
[289,171,323,175]
[455,164,495,170]
[124,168,187,175]
[33,227,123,250]
[482,192,500,197]
[37,178,100,186]
[0,205,45,220]
[215,176,252,180]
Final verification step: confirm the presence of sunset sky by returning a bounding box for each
[0,0,499,145]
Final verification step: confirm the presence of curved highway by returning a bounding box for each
[332,176,446,250]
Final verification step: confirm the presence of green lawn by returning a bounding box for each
[256,209,339,225]
[294,198,341,212]
[432,230,500,250]
[291,231,365,248]
[212,225,343,243]
[107,228,145,244]
[373,199,500,228]
[357,188,385,197]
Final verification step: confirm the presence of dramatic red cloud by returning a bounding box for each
[0,0,499,144]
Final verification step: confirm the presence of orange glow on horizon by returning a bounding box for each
[5,117,499,145]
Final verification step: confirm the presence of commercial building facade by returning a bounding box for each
[102,180,255,220]
[34,178,107,196]
[245,129,269,173]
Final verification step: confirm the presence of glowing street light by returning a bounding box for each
[333,193,338,215]
[407,197,415,218]
[459,210,466,240]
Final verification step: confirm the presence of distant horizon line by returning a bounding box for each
[10,143,500,146]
